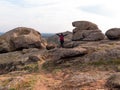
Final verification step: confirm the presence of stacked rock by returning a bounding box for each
[72,21,105,41]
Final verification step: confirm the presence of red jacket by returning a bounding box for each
[59,35,64,41]
[57,33,67,41]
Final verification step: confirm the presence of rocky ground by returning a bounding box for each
[0,21,120,90]
[0,40,120,90]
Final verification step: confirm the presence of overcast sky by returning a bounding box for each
[0,0,120,33]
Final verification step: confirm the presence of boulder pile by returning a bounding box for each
[72,21,105,41]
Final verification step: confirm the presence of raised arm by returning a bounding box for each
[56,33,60,36]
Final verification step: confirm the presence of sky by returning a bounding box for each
[0,0,120,33]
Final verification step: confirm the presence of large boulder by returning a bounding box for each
[72,29,105,41]
[105,28,120,40]
[72,21,99,30]
[0,27,46,53]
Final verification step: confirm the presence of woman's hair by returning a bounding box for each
[60,33,63,35]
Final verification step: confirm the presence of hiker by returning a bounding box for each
[56,33,67,48]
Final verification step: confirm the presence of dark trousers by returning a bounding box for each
[60,40,64,48]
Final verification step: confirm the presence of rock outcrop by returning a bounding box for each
[72,21,105,41]
[0,27,47,53]
[105,28,120,40]
[0,48,46,74]
[47,47,87,64]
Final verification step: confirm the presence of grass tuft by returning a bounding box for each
[23,63,39,73]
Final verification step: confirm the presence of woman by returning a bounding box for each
[56,33,67,48]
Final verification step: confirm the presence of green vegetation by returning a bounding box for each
[88,59,120,66]
[9,88,16,90]
[1,75,37,90]
[23,63,39,73]
[75,59,120,71]
[42,61,55,72]
[42,59,120,72]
